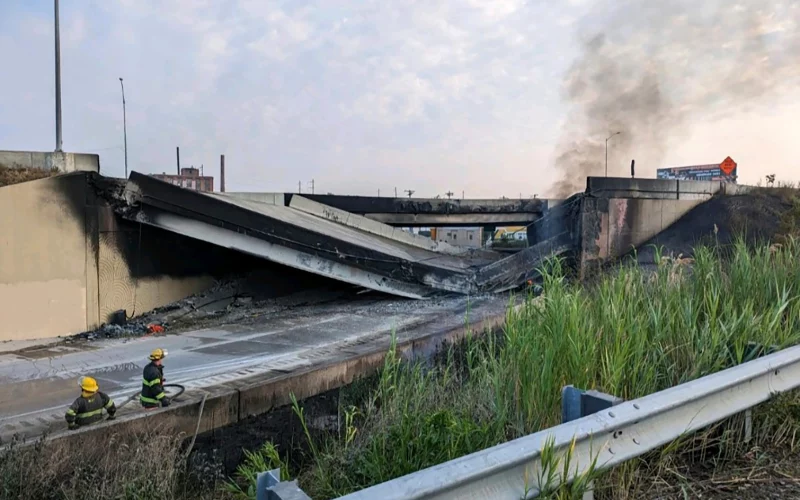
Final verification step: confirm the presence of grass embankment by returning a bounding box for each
[229,239,800,499]
[0,165,57,187]
[3,239,800,499]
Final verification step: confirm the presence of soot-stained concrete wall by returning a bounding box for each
[576,177,730,277]
[0,173,96,340]
[579,197,708,277]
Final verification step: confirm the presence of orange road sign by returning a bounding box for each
[720,156,737,175]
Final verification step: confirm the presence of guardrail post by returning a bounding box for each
[562,386,623,500]
[737,342,777,444]
[256,468,312,500]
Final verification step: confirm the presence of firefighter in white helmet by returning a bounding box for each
[141,348,171,409]
[65,376,116,429]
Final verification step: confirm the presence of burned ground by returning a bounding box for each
[634,189,799,263]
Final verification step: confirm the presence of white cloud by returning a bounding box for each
[0,0,797,196]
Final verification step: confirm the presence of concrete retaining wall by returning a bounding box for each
[0,173,219,340]
[578,197,707,275]
[0,174,96,339]
[0,150,100,174]
[577,177,743,275]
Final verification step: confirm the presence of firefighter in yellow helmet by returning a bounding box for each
[65,376,116,430]
[141,348,171,409]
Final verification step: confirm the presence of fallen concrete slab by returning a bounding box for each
[122,173,504,297]
[476,232,574,293]
[287,195,467,255]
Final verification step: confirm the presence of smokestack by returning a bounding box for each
[220,154,225,192]
[630,159,636,178]
[176,147,180,175]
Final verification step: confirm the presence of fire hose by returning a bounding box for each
[115,383,186,410]
[110,383,206,456]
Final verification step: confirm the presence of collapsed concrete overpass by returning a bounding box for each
[0,168,747,342]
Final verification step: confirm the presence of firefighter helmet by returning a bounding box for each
[78,376,99,393]
[149,348,168,361]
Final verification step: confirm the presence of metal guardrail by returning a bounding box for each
[334,344,800,500]
[256,468,311,500]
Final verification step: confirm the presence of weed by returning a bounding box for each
[0,420,228,500]
[0,165,57,188]
[223,442,289,500]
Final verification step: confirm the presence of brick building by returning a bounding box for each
[151,167,214,192]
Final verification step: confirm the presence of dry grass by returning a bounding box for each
[0,164,57,188]
[0,420,230,500]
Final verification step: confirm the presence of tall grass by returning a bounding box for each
[0,421,229,500]
[231,238,800,499]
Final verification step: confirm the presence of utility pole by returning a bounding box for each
[394,187,398,197]
[54,0,63,151]
[404,189,415,198]
[446,191,454,199]
[605,131,621,177]
[119,78,128,177]
[309,179,315,194]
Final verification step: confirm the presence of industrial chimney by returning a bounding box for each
[220,154,225,192]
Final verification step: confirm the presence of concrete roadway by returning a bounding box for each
[0,294,509,444]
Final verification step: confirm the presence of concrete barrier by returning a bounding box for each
[0,150,100,174]
[586,176,724,200]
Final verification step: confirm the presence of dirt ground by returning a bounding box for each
[637,447,800,499]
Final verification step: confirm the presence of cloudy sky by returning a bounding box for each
[1,0,798,197]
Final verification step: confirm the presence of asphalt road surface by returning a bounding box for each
[0,294,508,444]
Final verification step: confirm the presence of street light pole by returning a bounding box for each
[605,131,621,177]
[119,78,128,178]
[54,0,63,151]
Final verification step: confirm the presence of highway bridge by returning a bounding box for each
[233,192,550,228]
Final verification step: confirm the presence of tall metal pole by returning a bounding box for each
[54,0,63,151]
[119,78,128,178]
[605,131,621,177]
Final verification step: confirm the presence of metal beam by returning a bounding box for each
[336,344,800,500]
